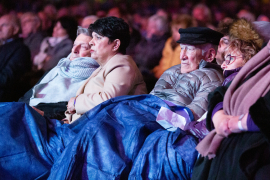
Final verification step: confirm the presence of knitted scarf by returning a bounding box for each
[29,55,99,106]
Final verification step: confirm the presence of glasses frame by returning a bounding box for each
[224,54,242,65]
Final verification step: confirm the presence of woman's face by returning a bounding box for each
[89,32,116,65]
[52,21,67,38]
[221,49,245,70]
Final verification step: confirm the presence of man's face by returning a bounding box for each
[0,16,16,41]
[146,20,160,39]
[192,7,206,22]
[215,36,229,65]
[21,15,39,37]
[180,44,203,73]
[70,34,92,61]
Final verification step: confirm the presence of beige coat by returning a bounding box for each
[66,54,147,122]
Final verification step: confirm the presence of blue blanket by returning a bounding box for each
[0,95,198,180]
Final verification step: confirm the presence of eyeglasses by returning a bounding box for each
[224,54,242,65]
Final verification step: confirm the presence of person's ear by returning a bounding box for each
[205,48,216,62]
[112,39,121,52]
[12,25,20,36]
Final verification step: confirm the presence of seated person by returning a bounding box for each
[0,14,31,102]
[19,27,99,119]
[33,16,77,72]
[193,25,270,180]
[20,12,46,61]
[152,14,196,79]
[150,27,224,120]
[65,16,147,123]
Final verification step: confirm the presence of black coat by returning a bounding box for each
[192,61,270,180]
[0,38,31,102]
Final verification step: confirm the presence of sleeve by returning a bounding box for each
[186,73,223,120]
[246,114,260,132]
[150,66,179,98]
[249,89,270,141]
[0,45,31,89]
[75,63,136,115]
[205,86,228,130]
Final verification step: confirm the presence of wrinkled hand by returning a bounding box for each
[227,116,242,133]
[212,110,232,137]
[228,114,248,133]
[67,97,76,114]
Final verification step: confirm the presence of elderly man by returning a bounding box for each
[19,27,99,119]
[150,27,224,120]
[20,12,45,60]
[81,15,98,28]
[0,14,31,102]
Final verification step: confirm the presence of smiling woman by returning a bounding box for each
[65,16,147,123]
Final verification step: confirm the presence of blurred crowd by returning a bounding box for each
[1,0,270,101]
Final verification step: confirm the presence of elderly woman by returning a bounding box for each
[33,16,77,71]
[65,16,147,123]
[192,23,270,179]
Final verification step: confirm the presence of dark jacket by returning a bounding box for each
[151,60,224,120]
[133,33,170,71]
[0,38,31,102]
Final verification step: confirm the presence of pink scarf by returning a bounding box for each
[196,45,270,159]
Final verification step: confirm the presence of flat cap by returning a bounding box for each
[176,27,224,45]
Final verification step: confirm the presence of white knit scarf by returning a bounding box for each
[29,55,99,106]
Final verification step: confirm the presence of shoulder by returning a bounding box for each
[191,66,224,84]
[107,54,137,69]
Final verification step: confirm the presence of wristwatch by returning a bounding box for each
[238,114,245,131]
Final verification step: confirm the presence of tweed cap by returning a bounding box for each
[176,27,224,45]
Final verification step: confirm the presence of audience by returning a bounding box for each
[0,14,31,102]
[0,1,270,179]
[151,27,224,120]
[33,16,77,72]
[65,17,147,123]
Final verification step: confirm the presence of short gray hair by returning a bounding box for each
[77,26,91,36]
[199,43,218,56]
[148,14,169,34]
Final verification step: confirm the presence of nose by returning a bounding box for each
[180,48,187,60]
[89,38,94,46]
[72,44,80,54]
[221,62,227,69]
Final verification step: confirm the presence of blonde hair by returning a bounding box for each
[223,38,259,63]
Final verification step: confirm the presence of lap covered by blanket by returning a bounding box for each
[0,95,198,180]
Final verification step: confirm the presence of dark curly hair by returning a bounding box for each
[88,16,130,54]
[57,16,78,41]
